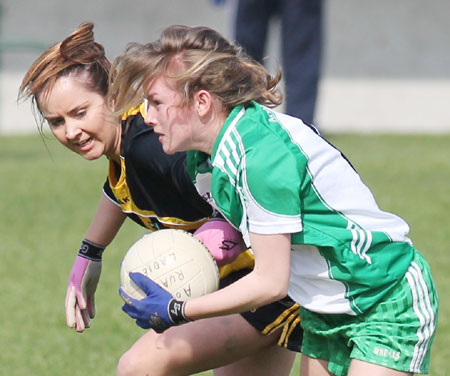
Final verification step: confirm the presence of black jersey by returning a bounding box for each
[103,103,212,231]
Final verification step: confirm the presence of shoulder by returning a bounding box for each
[222,104,304,171]
[216,103,304,201]
[122,112,156,155]
[121,101,147,121]
[121,112,186,175]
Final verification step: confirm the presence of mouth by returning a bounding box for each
[76,137,94,150]
[153,129,165,142]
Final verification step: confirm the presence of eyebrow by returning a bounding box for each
[43,102,89,119]
[146,92,159,100]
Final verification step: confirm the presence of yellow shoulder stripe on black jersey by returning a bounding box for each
[121,101,147,121]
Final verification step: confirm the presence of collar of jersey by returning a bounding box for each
[186,102,251,180]
[210,104,247,161]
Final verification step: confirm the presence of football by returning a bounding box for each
[120,229,220,301]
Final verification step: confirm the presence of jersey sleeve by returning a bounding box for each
[242,136,304,235]
[102,177,120,205]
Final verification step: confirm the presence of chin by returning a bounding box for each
[80,151,103,161]
[82,155,98,161]
[162,144,176,155]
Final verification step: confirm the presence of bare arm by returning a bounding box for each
[84,194,127,246]
[184,232,291,320]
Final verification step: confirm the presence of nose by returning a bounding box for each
[144,107,156,127]
[65,119,82,140]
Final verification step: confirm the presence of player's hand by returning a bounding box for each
[65,239,105,332]
[119,272,190,332]
[194,218,242,267]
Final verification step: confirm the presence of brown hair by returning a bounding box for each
[18,22,111,130]
[109,25,282,116]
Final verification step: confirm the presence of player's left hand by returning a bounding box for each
[194,217,243,267]
[65,254,102,332]
[119,272,190,332]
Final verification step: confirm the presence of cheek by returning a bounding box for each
[169,124,191,152]
[51,127,68,145]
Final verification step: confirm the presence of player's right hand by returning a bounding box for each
[65,239,104,332]
[120,272,190,332]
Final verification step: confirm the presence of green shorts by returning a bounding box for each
[300,251,438,376]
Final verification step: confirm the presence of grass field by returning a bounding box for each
[0,133,448,376]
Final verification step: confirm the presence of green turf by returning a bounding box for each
[0,133,448,375]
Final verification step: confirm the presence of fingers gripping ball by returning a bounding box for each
[120,229,220,301]
[120,273,190,332]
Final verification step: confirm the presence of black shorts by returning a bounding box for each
[220,268,302,352]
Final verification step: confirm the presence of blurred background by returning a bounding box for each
[1,0,449,134]
[1,2,449,375]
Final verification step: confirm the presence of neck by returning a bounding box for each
[107,119,122,164]
[198,110,227,155]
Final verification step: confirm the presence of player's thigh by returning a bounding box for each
[117,313,281,376]
[214,343,296,376]
[348,359,412,376]
[300,355,333,376]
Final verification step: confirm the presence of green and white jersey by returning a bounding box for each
[186,102,415,315]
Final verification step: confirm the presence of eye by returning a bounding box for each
[75,109,86,118]
[147,98,161,108]
[48,118,64,127]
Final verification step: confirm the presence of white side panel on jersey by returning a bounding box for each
[288,244,355,315]
[272,110,412,244]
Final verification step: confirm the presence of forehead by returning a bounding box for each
[146,75,179,97]
[38,75,102,114]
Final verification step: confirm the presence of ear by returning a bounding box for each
[195,90,212,117]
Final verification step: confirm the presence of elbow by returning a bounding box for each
[272,284,289,302]
[259,277,289,304]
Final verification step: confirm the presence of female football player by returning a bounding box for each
[18,23,300,376]
[111,25,439,376]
